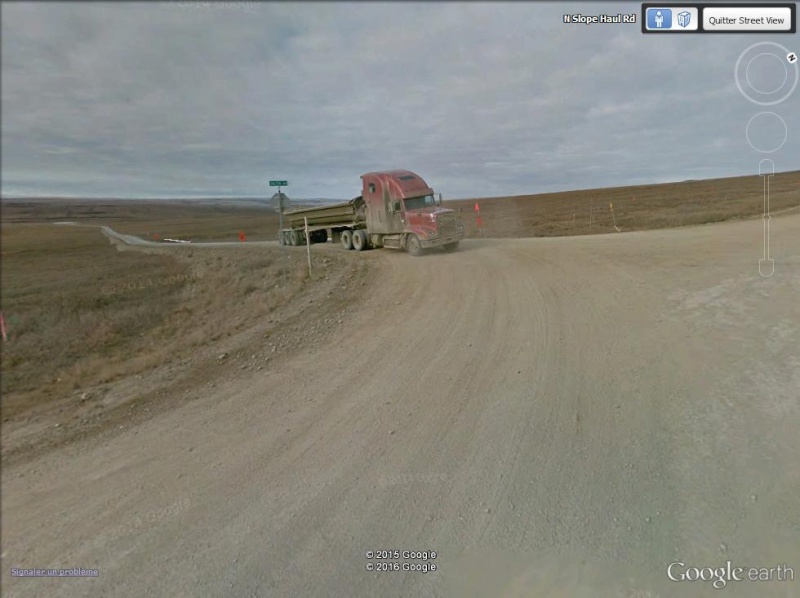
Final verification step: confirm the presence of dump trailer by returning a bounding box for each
[278,170,464,255]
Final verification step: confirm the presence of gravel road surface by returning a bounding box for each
[3,215,799,597]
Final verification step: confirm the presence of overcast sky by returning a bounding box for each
[2,2,798,200]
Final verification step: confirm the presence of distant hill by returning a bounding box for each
[0,196,346,205]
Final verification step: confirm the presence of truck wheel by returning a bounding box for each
[290,230,300,246]
[443,241,460,252]
[341,230,353,250]
[352,230,367,251]
[406,234,423,256]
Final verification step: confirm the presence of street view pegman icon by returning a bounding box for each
[647,8,672,29]
[677,10,691,28]
[788,52,798,64]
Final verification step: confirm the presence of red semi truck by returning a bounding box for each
[278,170,464,256]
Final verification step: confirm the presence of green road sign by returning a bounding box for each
[269,180,288,187]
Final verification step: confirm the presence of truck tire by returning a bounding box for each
[406,234,423,256]
[289,230,300,246]
[341,230,353,250]
[352,229,368,251]
[443,241,460,252]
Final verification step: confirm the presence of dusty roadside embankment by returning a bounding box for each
[1,223,375,466]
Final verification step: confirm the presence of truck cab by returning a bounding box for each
[361,170,464,253]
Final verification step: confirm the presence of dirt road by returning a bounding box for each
[100,224,279,247]
[3,215,799,597]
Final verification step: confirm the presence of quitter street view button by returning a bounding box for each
[704,6,792,31]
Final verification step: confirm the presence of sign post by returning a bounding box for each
[304,217,312,277]
[270,180,289,285]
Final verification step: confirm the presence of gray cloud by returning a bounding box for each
[2,2,798,199]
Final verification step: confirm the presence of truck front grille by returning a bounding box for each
[437,214,458,237]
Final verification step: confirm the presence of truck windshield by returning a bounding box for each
[404,195,436,211]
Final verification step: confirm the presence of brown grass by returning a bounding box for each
[0,224,310,422]
[447,170,800,238]
[1,199,281,242]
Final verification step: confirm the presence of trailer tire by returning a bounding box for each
[289,230,300,246]
[341,230,353,250]
[352,230,367,251]
[406,234,423,256]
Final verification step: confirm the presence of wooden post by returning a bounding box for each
[304,217,312,277]
[278,190,287,286]
[609,202,620,232]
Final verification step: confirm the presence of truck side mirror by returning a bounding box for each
[392,201,401,213]
[437,193,442,206]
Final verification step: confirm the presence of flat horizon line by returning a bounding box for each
[2,168,798,203]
